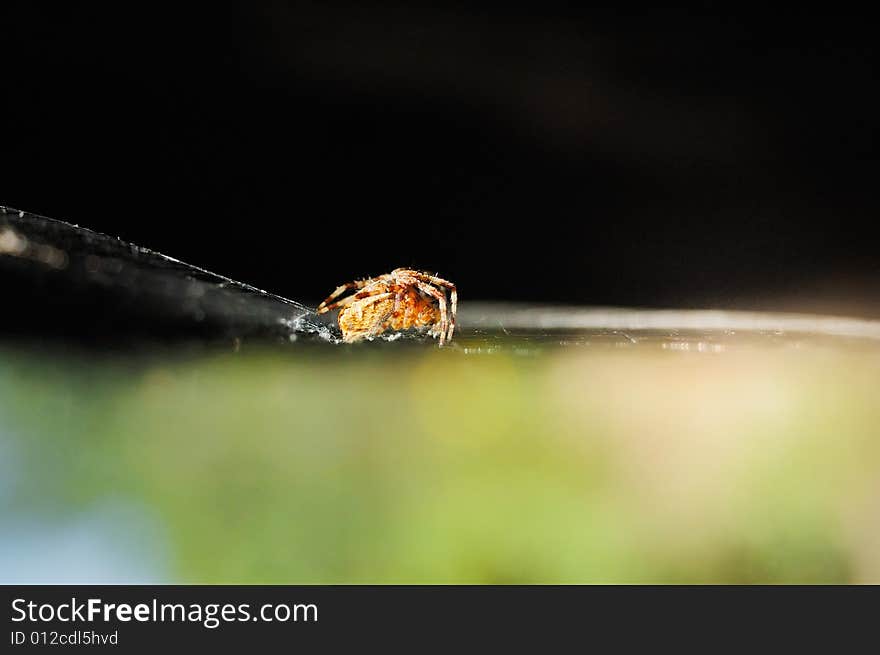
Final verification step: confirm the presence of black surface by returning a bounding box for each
[0,207,323,343]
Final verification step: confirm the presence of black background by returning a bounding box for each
[3,4,877,313]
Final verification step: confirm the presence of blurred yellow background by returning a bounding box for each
[2,333,879,583]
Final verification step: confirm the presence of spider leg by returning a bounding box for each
[317,292,360,315]
[402,271,457,343]
[447,286,457,343]
[412,281,448,346]
[394,270,455,290]
[347,286,394,321]
[373,292,401,338]
[384,288,406,331]
[318,280,393,315]
[402,288,414,330]
[316,278,370,314]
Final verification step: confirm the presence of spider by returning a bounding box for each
[316,268,458,345]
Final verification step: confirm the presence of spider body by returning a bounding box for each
[317,268,458,345]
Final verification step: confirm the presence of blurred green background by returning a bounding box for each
[2,332,879,583]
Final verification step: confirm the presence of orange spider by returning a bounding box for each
[316,268,458,345]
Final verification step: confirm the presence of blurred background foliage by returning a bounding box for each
[2,336,879,583]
